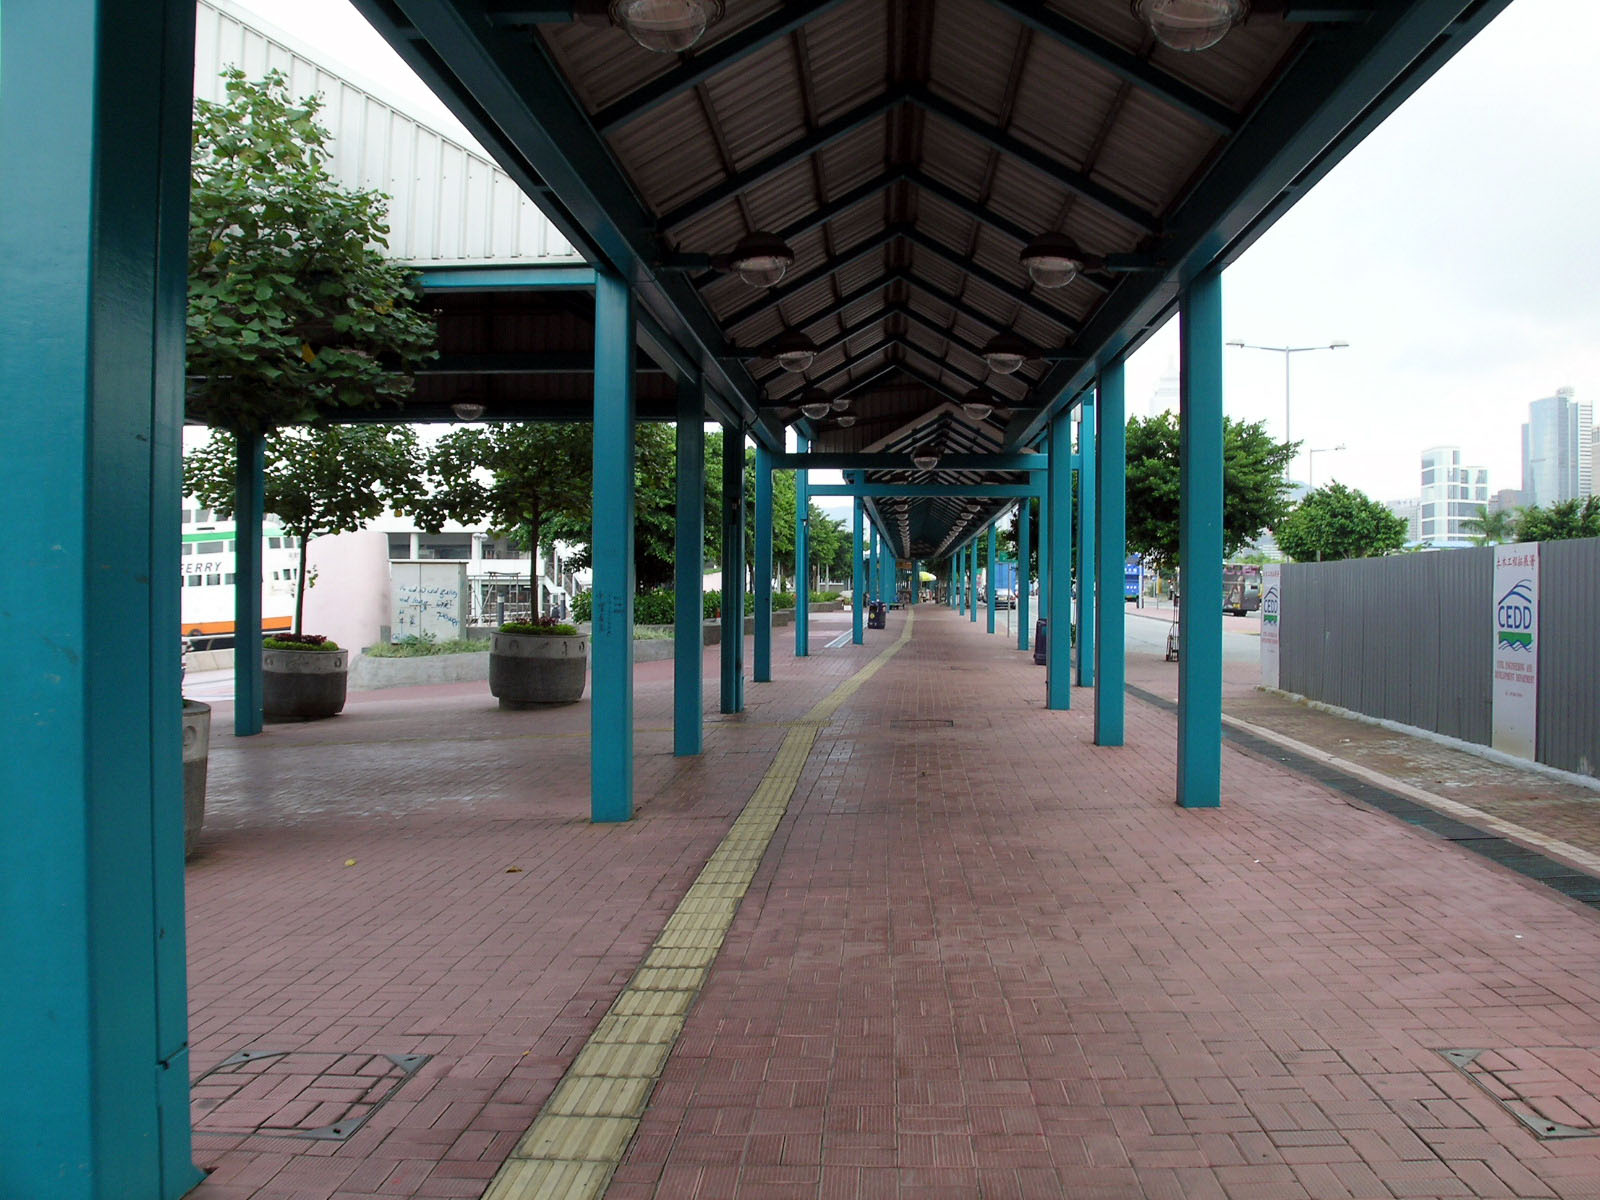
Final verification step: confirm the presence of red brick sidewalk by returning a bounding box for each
[186,606,1600,1199]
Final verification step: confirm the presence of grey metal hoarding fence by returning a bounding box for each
[1278,540,1600,778]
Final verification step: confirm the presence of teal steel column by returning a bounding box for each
[1077,395,1097,687]
[955,551,963,613]
[851,492,865,644]
[1178,269,1225,808]
[795,435,810,656]
[720,426,746,711]
[1018,500,1032,651]
[1095,363,1127,747]
[233,430,265,736]
[911,559,919,604]
[0,2,204,1194]
[969,541,978,623]
[754,444,774,683]
[1038,486,1050,619]
[672,377,704,757]
[986,524,997,633]
[591,272,636,821]
[1046,413,1074,710]
[869,524,880,602]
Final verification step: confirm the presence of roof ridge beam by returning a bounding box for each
[902,267,1072,340]
[981,0,1239,134]
[658,90,905,230]
[594,1,855,134]
[908,86,1159,234]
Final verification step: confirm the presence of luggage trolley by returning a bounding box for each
[1165,591,1180,662]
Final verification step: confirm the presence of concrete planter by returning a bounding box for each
[263,646,349,721]
[490,632,587,707]
[182,699,210,860]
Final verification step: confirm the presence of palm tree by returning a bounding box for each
[1461,504,1518,546]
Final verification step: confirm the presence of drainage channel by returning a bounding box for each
[1126,684,1600,913]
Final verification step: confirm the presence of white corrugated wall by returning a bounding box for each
[194,0,584,267]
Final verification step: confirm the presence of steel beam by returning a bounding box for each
[417,264,598,289]
[795,434,811,656]
[659,91,903,230]
[721,229,901,329]
[852,492,865,644]
[1076,394,1096,687]
[720,425,746,711]
[590,273,636,821]
[1017,499,1032,651]
[0,2,203,1193]
[905,231,1084,337]
[983,0,1239,134]
[808,483,1041,498]
[1094,362,1126,747]
[754,444,774,682]
[673,377,705,756]
[986,524,997,633]
[1046,413,1073,709]
[595,1,853,133]
[770,452,1047,471]
[417,351,664,375]
[233,432,264,736]
[1177,270,1224,808]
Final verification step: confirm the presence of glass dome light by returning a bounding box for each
[830,394,851,412]
[961,389,995,421]
[982,332,1033,376]
[609,0,724,53]
[451,400,486,421]
[770,329,817,372]
[836,414,857,428]
[1020,232,1086,289]
[726,230,794,288]
[1131,0,1248,52]
[799,400,832,421]
[911,448,942,471]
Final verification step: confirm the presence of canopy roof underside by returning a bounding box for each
[352,0,1509,559]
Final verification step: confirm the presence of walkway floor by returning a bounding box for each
[184,606,1600,1199]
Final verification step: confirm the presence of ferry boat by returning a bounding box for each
[181,501,300,647]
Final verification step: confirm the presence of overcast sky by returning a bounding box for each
[232,0,1599,504]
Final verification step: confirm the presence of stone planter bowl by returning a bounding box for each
[263,646,349,721]
[490,632,587,707]
[181,699,210,859]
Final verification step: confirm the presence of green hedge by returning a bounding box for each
[571,586,802,624]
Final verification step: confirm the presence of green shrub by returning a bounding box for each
[264,633,341,651]
[500,618,579,636]
[570,591,592,622]
[367,637,489,658]
[703,590,721,619]
[810,590,840,603]
[773,591,796,610]
[634,589,675,626]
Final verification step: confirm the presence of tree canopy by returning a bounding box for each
[1515,496,1600,543]
[1273,481,1408,562]
[1124,413,1295,571]
[183,426,423,632]
[186,70,435,432]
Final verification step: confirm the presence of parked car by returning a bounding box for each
[995,589,1016,609]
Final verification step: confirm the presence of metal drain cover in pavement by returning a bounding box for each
[1438,1048,1600,1139]
[193,1049,430,1141]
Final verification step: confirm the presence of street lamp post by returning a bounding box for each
[1307,443,1347,488]
[1224,340,1349,479]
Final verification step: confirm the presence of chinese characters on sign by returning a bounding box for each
[1258,564,1281,690]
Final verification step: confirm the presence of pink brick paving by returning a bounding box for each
[184,607,1600,1199]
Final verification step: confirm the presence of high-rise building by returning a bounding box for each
[1418,446,1489,545]
[1521,387,1592,507]
[1385,498,1422,544]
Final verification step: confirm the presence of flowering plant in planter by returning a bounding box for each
[490,618,587,708]
[263,633,342,651]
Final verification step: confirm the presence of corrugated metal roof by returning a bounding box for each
[196,0,581,267]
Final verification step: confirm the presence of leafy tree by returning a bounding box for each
[804,507,850,587]
[186,69,435,432]
[1274,481,1408,562]
[1125,412,1295,572]
[1462,504,1518,546]
[1516,497,1600,542]
[183,426,423,632]
[415,424,592,610]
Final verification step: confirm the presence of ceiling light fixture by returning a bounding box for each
[1131,0,1248,52]
[836,414,857,428]
[830,395,851,412]
[982,333,1033,375]
[1019,233,1086,289]
[451,401,486,421]
[911,447,942,471]
[961,389,995,422]
[799,399,832,421]
[609,0,724,53]
[770,329,817,372]
[724,231,794,288]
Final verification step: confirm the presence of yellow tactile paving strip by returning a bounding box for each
[482,613,915,1200]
